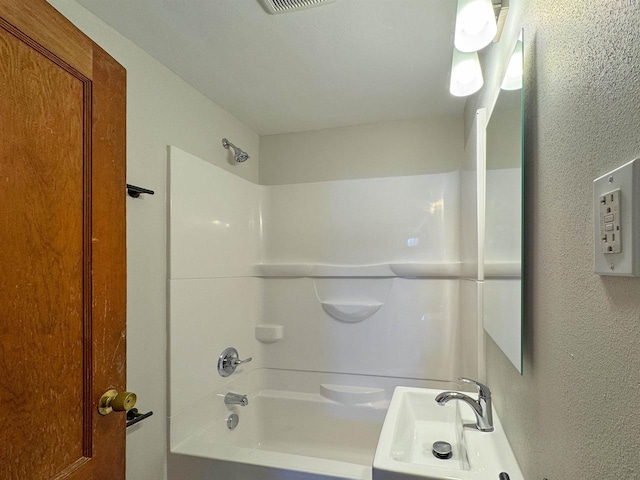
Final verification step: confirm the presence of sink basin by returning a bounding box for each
[373,387,524,480]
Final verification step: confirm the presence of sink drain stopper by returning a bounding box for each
[432,441,452,459]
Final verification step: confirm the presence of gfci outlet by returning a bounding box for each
[593,158,640,276]
[599,189,621,254]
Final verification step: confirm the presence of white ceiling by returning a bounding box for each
[77,0,464,135]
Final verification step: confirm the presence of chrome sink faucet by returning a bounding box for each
[224,392,249,407]
[435,377,494,432]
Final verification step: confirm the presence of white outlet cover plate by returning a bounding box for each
[593,158,640,276]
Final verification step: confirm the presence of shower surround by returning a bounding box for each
[167,146,479,479]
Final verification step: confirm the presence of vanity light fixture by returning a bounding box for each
[501,37,523,90]
[454,0,498,52]
[449,48,484,97]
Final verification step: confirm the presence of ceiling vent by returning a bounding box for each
[259,0,337,15]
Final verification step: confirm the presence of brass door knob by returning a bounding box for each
[98,389,137,416]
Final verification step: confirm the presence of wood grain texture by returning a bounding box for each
[0,0,92,77]
[0,1,127,478]
[89,43,127,478]
[0,25,86,479]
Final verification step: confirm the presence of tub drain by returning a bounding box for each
[432,441,452,459]
[227,414,239,430]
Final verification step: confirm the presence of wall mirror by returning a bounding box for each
[484,31,524,374]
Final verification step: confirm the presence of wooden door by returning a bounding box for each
[0,1,127,478]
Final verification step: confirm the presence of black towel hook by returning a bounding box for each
[126,408,153,428]
[127,184,155,198]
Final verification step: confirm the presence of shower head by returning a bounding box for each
[222,138,250,163]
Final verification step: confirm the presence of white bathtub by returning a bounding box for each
[169,369,455,480]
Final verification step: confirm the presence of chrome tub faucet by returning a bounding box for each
[435,377,494,432]
[224,392,249,407]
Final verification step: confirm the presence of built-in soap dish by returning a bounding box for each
[255,324,284,343]
[320,384,385,405]
[321,302,383,323]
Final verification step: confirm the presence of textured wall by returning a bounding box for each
[472,1,640,479]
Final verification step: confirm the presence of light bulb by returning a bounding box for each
[450,48,484,97]
[455,0,497,53]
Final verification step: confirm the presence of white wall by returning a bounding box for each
[47,2,260,479]
[485,89,522,270]
[262,173,460,266]
[167,147,476,452]
[484,169,522,268]
[460,110,486,281]
[485,90,522,170]
[483,167,522,371]
[167,147,263,451]
[261,277,462,379]
[260,116,463,185]
[256,103,479,392]
[458,109,487,382]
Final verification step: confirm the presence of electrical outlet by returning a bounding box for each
[593,158,640,276]
[599,189,621,254]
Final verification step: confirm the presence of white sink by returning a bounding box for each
[373,387,524,480]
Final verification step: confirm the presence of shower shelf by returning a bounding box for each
[255,324,284,343]
[252,262,460,278]
[321,301,384,323]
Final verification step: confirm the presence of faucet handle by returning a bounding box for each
[218,347,252,377]
[458,377,491,399]
[232,356,252,366]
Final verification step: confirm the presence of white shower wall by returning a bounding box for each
[260,278,460,379]
[168,148,262,279]
[484,166,522,370]
[485,167,522,272]
[262,173,459,265]
[168,145,476,442]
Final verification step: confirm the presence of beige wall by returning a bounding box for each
[260,116,463,185]
[47,2,260,479]
[469,1,640,478]
[486,90,521,170]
